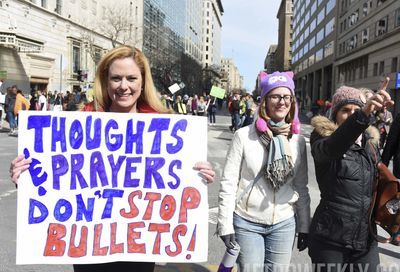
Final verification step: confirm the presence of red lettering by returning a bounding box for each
[166,224,187,257]
[160,195,176,221]
[179,187,201,223]
[148,223,170,254]
[93,224,108,256]
[127,222,146,254]
[143,192,161,220]
[44,223,66,256]
[120,190,142,219]
[68,224,88,257]
[109,222,123,254]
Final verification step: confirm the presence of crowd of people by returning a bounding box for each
[5,45,400,272]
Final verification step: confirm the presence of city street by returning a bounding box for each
[0,111,399,272]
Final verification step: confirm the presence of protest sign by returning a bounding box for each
[168,83,181,94]
[16,111,208,264]
[210,86,226,99]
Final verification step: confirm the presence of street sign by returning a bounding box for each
[0,70,7,80]
[396,72,400,89]
[210,86,226,99]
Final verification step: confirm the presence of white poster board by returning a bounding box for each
[168,83,181,94]
[16,111,208,264]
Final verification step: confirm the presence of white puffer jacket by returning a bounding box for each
[217,123,310,236]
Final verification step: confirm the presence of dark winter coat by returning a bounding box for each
[381,113,400,178]
[309,111,380,250]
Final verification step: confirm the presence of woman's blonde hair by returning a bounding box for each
[258,95,297,125]
[94,45,173,114]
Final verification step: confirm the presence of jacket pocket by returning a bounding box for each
[311,204,357,247]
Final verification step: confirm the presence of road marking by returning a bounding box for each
[0,189,17,201]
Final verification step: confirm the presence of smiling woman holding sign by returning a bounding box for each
[10,46,215,272]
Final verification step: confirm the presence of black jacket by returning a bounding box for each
[381,113,400,178]
[309,111,380,250]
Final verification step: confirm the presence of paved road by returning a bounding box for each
[0,112,398,272]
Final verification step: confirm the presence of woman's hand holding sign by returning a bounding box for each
[10,154,31,185]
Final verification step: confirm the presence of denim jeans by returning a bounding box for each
[233,213,296,272]
[6,111,16,130]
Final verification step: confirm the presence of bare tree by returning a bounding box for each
[99,5,131,48]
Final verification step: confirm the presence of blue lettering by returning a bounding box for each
[144,157,165,189]
[51,117,67,152]
[101,189,124,219]
[105,119,123,151]
[69,120,84,149]
[76,194,94,222]
[54,199,72,222]
[70,153,88,190]
[168,160,182,189]
[148,118,170,154]
[28,198,48,224]
[86,116,101,150]
[124,157,142,188]
[27,115,51,153]
[52,154,69,190]
[167,119,187,154]
[107,155,126,187]
[126,120,144,154]
[90,151,108,188]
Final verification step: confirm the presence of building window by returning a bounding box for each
[41,0,47,8]
[377,0,387,6]
[326,0,335,15]
[391,57,398,73]
[396,8,400,28]
[72,40,81,74]
[316,48,323,62]
[309,54,315,66]
[362,28,369,44]
[363,0,372,17]
[347,34,357,51]
[309,35,315,49]
[310,18,316,33]
[316,28,324,44]
[379,61,384,75]
[317,7,325,25]
[376,16,388,37]
[55,0,62,14]
[324,41,334,57]
[349,10,359,27]
[325,18,335,36]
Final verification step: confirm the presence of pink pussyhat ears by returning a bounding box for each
[285,71,294,79]
[258,71,268,83]
[291,105,301,134]
[256,117,269,133]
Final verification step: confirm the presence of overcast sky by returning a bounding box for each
[221,0,281,91]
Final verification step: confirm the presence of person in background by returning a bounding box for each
[308,82,394,272]
[5,86,17,135]
[173,95,187,114]
[13,89,30,133]
[37,90,47,111]
[9,45,216,272]
[207,97,217,126]
[191,94,198,115]
[217,71,310,272]
[381,112,400,246]
[197,95,207,116]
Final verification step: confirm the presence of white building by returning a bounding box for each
[221,57,243,93]
[0,0,140,94]
[201,0,223,68]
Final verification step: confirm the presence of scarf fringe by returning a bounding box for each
[265,155,294,191]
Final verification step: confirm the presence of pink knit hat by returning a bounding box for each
[331,86,366,121]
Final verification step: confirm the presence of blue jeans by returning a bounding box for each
[6,111,16,130]
[233,213,296,272]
